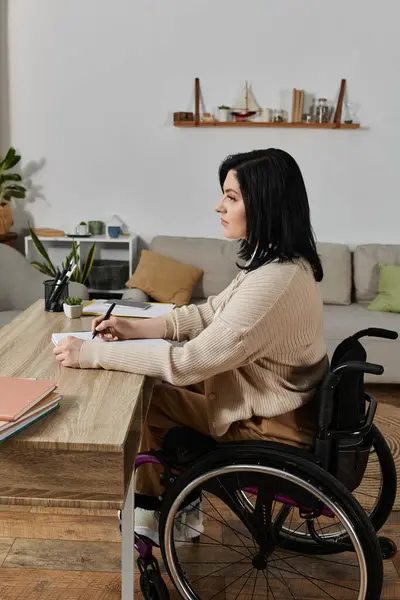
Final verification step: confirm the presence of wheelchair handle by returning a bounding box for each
[352,328,398,340]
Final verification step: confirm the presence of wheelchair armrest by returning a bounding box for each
[325,393,377,440]
[318,360,383,429]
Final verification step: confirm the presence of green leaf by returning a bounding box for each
[3,190,26,200]
[31,261,55,276]
[2,154,21,171]
[70,264,81,283]
[63,248,74,271]
[0,173,22,183]
[4,184,26,194]
[0,147,16,170]
[28,226,57,277]
[4,155,21,170]
[81,243,96,285]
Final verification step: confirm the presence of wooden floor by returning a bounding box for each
[0,384,398,599]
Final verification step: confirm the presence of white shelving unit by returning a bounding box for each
[24,234,139,294]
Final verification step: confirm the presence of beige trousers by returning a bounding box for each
[136,381,315,497]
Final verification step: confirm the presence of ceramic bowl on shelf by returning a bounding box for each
[107,226,122,238]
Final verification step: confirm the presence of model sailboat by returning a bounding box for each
[231,81,261,120]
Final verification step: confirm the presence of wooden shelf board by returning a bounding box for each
[174,121,360,129]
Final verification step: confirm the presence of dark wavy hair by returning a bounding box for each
[218,148,323,282]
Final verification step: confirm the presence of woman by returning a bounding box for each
[54,148,328,544]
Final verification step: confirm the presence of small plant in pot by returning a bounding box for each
[63,296,83,319]
[76,221,88,235]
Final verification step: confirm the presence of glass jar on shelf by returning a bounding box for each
[273,109,285,122]
[315,98,329,123]
[344,102,360,124]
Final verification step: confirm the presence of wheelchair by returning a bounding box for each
[132,328,398,600]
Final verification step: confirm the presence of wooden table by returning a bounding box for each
[0,300,154,599]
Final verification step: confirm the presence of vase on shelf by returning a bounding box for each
[218,107,230,122]
[0,203,13,236]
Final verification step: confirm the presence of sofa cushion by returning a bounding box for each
[323,303,400,341]
[323,303,400,383]
[317,242,352,305]
[151,236,241,298]
[368,264,400,312]
[125,250,203,306]
[354,244,400,302]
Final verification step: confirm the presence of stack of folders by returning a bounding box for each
[0,377,62,443]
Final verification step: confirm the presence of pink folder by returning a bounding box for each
[0,377,57,421]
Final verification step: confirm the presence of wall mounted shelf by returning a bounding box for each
[174,121,360,129]
[174,78,361,131]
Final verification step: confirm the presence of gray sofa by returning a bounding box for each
[124,236,400,383]
[0,242,89,326]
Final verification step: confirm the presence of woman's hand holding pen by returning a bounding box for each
[91,315,168,342]
[91,316,135,341]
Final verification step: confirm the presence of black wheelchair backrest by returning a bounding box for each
[329,336,367,432]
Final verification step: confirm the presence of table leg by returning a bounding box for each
[121,471,135,599]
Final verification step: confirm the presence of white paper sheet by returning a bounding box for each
[51,331,170,347]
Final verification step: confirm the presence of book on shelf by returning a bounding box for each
[292,88,304,122]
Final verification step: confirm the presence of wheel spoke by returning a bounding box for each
[267,564,297,600]
[250,570,259,600]
[206,566,254,600]
[173,517,250,559]
[190,555,250,584]
[261,568,277,600]
[233,567,255,600]
[269,560,359,595]
[204,493,255,548]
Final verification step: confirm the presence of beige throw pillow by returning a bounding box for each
[125,250,203,306]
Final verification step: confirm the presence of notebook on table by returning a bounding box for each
[0,391,62,442]
[0,377,57,421]
[82,299,175,318]
[51,331,169,347]
[0,378,62,443]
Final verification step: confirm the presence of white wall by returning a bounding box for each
[7,0,400,245]
[0,0,10,153]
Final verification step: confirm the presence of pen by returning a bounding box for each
[92,302,116,339]
[45,266,70,310]
[49,263,77,311]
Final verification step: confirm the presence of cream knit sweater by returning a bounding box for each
[79,260,328,436]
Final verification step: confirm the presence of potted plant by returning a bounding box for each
[63,296,83,319]
[0,147,26,235]
[28,225,96,284]
[217,105,231,122]
[76,221,88,235]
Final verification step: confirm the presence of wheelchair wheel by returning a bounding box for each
[159,446,383,600]
[353,424,397,531]
[272,424,397,552]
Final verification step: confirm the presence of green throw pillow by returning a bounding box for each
[368,263,400,312]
